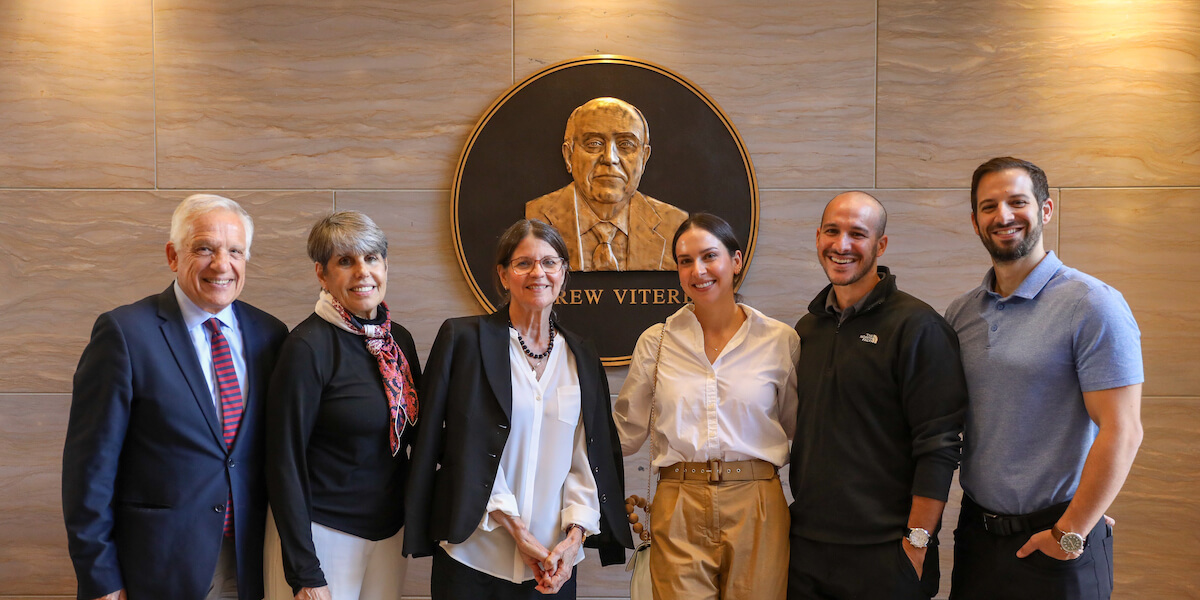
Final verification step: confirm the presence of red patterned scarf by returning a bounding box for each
[316,290,418,456]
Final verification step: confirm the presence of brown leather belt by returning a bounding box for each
[658,459,777,483]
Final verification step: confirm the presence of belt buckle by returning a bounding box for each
[982,511,1009,536]
[707,458,722,483]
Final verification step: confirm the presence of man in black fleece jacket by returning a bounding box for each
[787,192,967,600]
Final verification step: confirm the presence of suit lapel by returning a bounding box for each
[628,193,668,270]
[479,310,513,421]
[157,287,224,446]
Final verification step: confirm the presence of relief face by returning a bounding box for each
[525,97,689,272]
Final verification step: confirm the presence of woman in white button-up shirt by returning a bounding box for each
[405,219,632,600]
[615,213,799,600]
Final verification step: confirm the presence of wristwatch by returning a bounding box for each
[904,527,931,549]
[1051,524,1086,553]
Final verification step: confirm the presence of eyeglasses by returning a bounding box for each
[509,256,566,275]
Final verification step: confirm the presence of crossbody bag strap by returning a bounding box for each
[646,324,666,503]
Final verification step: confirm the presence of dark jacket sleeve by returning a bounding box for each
[900,315,967,501]
[265,328,329,593]
[62,312,131,599]
[582,345,634,565]
[402,318,456,557]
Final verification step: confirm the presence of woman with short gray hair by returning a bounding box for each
[265,211,421,600]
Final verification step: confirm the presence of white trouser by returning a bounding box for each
[265,508,408,600]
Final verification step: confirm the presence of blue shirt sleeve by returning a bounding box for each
[1072,283,1144,393]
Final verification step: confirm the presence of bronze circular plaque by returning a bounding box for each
[452,55,758,366]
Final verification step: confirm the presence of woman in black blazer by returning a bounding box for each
[404,219,632,599]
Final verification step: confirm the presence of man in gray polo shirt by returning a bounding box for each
[945,157,1144,599]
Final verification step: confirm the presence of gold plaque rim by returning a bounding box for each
[450,54,760,367]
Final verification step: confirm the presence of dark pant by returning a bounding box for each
[787,534,939,600]
[431,545,578,600]
[950,496,1114,600]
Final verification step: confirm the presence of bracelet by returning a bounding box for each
[565,523,586,539]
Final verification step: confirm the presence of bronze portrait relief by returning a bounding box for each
[453,56,758,365]
[526,97,689,272]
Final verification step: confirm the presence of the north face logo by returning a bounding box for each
[859,333,878,344]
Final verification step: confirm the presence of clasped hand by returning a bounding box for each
[491,510,582,594]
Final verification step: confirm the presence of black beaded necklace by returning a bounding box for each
[510,318,556,363]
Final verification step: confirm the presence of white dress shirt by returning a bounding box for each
[174,281,247,417]
[442,328,602,583]
[615,303,800,469]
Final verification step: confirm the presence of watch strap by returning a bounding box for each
[1052,524,1065,541]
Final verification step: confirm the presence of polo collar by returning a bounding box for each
[982,251,1063,300]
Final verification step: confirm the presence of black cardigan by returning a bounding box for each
[403,309,633,566]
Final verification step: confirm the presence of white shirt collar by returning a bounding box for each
[173,280,238,331]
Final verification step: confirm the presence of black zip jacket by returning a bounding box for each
[789,266,966,544]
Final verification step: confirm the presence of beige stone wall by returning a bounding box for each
[1,1,1196,598]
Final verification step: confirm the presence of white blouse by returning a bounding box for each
[615,304,800,469]
[442,328,601,583]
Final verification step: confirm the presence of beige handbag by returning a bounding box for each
[627,325,666,600]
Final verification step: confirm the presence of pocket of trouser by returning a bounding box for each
[897,540,921,582]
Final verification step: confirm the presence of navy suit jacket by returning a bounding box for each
[403,309,633,566]
[63,286,288,600]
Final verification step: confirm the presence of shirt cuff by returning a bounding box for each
[479,493,520,532]
[560,505,602,537]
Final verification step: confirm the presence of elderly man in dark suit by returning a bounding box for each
[525,97,688,272]
[62,194,289,600]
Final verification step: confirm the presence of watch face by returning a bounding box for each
[1059,532,1085,553]
[907,528,931,548]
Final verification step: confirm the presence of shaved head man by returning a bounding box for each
[788,192,966,600]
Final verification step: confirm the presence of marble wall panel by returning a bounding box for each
[0,1,155,188]
[154,0,512,190]
[878,0,1200,188]
[0,191,175,393]
[334,192,484,363]
[1057,188,1200,397]
[1107,397,1200,598]
[0,190,331,393]
[0,394,74,595]
[513,0,877,189]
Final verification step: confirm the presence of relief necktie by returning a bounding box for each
[591,221,620,271]
[206,317,242,537]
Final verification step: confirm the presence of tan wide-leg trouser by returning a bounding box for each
[648,475,789,600]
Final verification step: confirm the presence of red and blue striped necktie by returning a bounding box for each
[206,317,242,537]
